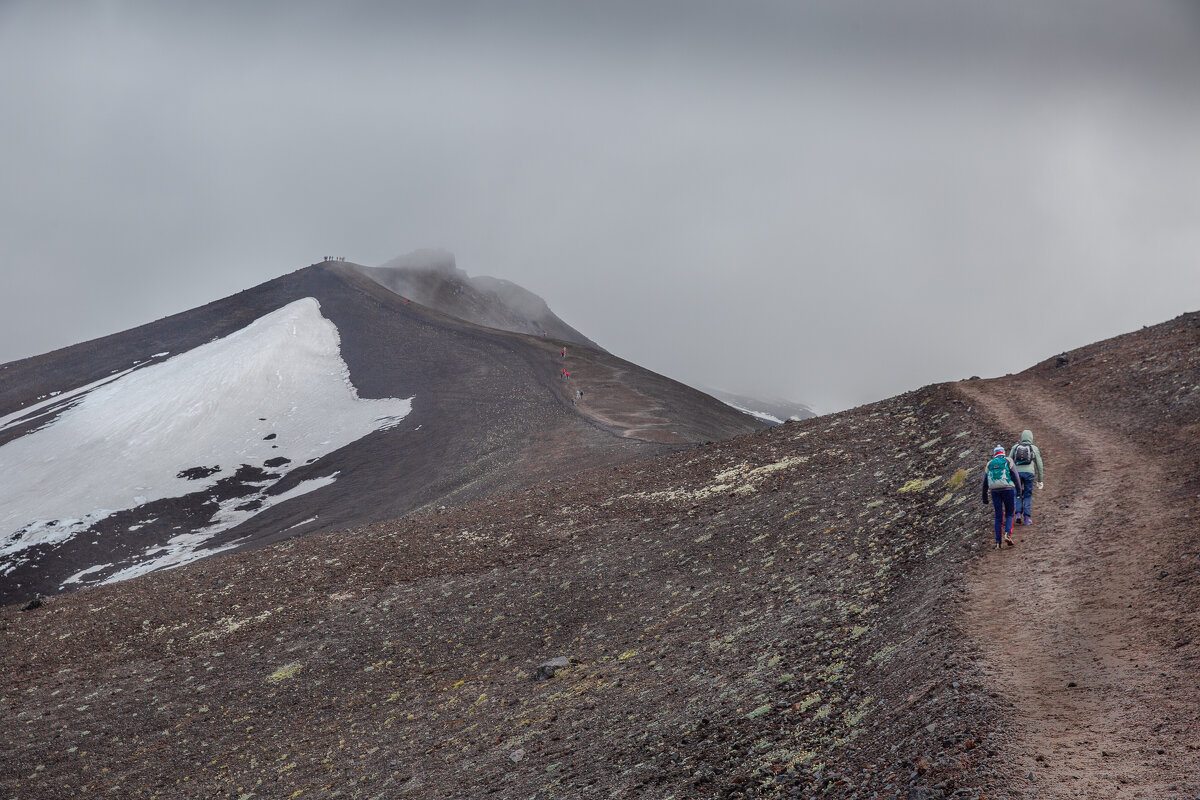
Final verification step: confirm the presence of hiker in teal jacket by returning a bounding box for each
[1008,430,1044,526]
[980,445,1023,549]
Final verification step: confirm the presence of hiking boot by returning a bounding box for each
[1013,516,1023,525]
[1023,514,1032,526]
[995,542,1003,550]
[1004,535,1015,547]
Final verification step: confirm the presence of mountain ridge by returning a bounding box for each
[358,249,603,351]
[4,309,1197,798]
[0,261,763,603]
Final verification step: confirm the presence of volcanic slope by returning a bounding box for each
[358,249,603,350]
[0,261,762,604]
[2,311,1196,800]
[358,252,816,426]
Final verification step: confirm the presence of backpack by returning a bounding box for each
[986,456,1013,488]
[1012,442,1034,466]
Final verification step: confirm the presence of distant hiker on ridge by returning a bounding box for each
[981,445,1023,549]
[1009,430,1044,526]
[561,347,566,358]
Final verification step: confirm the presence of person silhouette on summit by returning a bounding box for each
[1009,430,1044,526]
[981,445,1023,549]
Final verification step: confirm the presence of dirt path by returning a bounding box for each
[956,379,1200,799]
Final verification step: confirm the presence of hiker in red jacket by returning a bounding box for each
[980,445,1023,549]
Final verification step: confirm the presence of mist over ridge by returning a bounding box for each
[1,1,1199,410]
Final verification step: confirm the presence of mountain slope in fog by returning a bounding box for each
[358,249,603,350]
[0,261,762,603]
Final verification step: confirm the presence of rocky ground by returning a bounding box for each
[2,311,1198,799]
[958,312,1200,799]
[0,262,762,604]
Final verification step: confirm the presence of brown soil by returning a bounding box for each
[957,361,1200,797]
[3,310,1198,799]
[0,384,1014,800]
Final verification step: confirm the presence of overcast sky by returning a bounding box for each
[3,1,1199,412]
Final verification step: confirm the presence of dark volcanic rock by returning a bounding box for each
[358,249,604,351]
[177,465,221,480]
[534,655,572,680]
[5,292,1196,799]
[0,262,763,602]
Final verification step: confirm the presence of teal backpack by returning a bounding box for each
[986,456,1013,488]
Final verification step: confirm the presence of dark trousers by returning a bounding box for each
[1016,472,1035,519]
[991,488,1016,543]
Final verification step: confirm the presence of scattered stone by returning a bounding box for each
[21,597,42,611]
[509,749,525,763]
[1055,354,1071,367]
[534,656,572,681]
[397,775,424,794]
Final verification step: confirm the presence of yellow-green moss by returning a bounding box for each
[745,704,772,719]
[266,663,303,683]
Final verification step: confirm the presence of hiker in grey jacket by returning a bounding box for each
[980,445,1023,549]
[1008,429,1044,526]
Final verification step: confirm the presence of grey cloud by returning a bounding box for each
[2,1,1199,411]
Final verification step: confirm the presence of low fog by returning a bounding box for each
[2,1,1199,411]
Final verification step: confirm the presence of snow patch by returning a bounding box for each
[0,298,411,583]
[62,563,114,585]
[724,402,785,426]
[0,364,143,435]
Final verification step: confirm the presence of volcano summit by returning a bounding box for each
[0,260,762,603]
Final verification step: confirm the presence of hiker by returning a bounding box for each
[1009,430,1044,526]
[561,347,566,358]
[980,445,1023,549]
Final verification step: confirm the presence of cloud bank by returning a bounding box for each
[1,1,1198,410]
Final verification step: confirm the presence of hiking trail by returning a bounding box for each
[956,379,1200,798]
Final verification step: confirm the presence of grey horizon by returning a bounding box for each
[2,0,1199,412]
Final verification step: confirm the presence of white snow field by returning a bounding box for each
[0,297,412,585]
[724,402,785,426]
